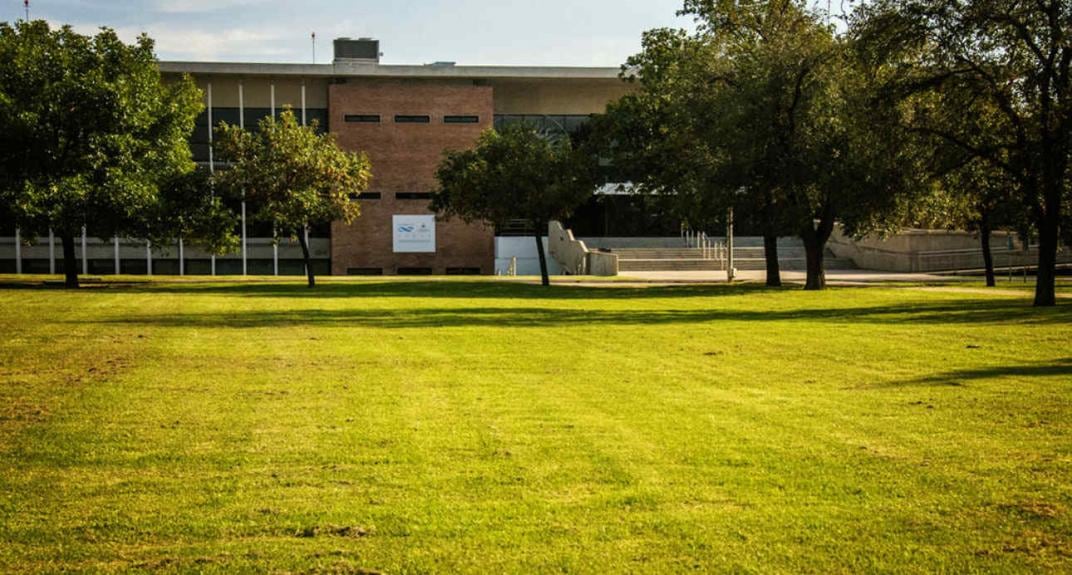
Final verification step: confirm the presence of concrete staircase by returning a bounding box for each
[583,237,857,273]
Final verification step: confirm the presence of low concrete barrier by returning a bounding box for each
[548,221,618,276]
[828,226,1071,272]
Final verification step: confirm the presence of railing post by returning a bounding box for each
[81,226,88,276]
[14,228,21,275]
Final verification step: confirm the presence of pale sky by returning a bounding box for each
[8,0,696,67]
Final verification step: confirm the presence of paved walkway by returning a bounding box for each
[617,269,970,285]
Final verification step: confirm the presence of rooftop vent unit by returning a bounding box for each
[334,38,380,63]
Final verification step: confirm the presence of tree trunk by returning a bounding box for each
[297,227,315,288]
[802,236,825,291]
[534,230,550,287]
[1034,212,1058,306]
[763,233,782,287]
[979,219,995,288]
[61,232,79,289]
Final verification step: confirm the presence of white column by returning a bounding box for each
[114,236,120,275]
[304,226,310,275]
[270,83,275,118]
[207,82,216,277]
[81,226,88,275]
[301,82,307,125]
[241,202,247,276]
[14,228,21,274]
[239,81,247,276]
[273,224,279,276]
[48,229,55,274]
[178,237,185,276]
[146,241,152,276]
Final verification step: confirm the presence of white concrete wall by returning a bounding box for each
[494,236,563,276]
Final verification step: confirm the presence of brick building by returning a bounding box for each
[154,38,632,276]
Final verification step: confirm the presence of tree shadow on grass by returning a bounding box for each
[79,297,1072,329]
[135,280,764,300]
[882,358,1072,387]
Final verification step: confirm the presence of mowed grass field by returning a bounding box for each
[0,277,1070,574]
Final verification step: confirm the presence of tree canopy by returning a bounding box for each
[0,20,205,287]
[434,124,597,286]
[853,0,1071,305]
[600,0,925,290]
[215,109,372,287]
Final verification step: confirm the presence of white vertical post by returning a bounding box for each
[273,225,279,276]
[270,83,275,118]
[48,229,55,274]
[303,226,310,276]
[114,236,120,275]
[146,241,152,276]
[207,81,216,277]
[239,81,247,276]
[241,202,247,276]
[178,237,185,276]
[301,82,307,125]
[14,228,21,274]
[81,226,88,275]
[727,208,735,282]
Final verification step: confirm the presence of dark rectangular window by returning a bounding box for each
[395,192,434,200]
[444,115,479,124]
[446,267,482,275]
[394,115,430,124]
[397,267,434,275]
[345,114,380,123]
[347,267,384,276]
[349,192,381,200]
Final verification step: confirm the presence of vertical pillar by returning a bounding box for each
[301,82,307,126]
[239,81,247,276]
[146,241,152,276]
[48,229,55,274]
[727,208,735,282]
[207,81,216,276]
[81,226,88,275]
[178,237,185,276]
[14,228,21,274]
[271,84,278,277]
[114,236,120,275]
[241,202,247,276]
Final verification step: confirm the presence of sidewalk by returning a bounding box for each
[618,269,971,284]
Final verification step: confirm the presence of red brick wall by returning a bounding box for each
[329,79,495,275]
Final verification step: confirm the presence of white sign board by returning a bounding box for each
[392,215,436,253]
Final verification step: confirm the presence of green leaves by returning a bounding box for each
[215,109,371,238]
[433,124,596,229]
[0,20,202,243]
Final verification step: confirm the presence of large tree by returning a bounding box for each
[0,21,203,288]
[605,1,924,290]
[434,124,597,287]
[854,0,1072,306]
[215,109,371,287]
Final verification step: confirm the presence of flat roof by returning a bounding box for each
[159,61,623,81]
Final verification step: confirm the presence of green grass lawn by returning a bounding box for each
[1,278,1070,574]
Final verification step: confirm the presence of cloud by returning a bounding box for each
[153,0,270,14]
[50,20,291,61]
[141,26,290,60]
